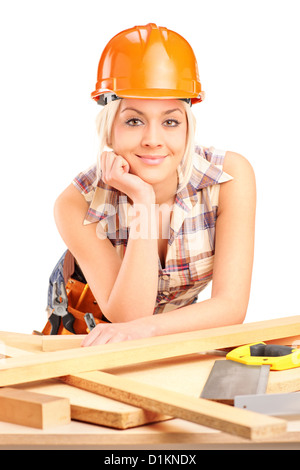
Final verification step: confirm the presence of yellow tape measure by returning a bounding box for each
[226,342,300,371]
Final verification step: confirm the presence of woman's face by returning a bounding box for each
[111,98,187,186]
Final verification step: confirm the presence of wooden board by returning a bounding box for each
[42,335,86,352]
[0,331,42,353]
[40,317,300,352]
[266,336,300,347]
[268,367,300,394]
[0,387,70,429]
[1,315,300,387]
[62,371,286,440]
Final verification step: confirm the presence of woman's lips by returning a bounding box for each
[136,155,167,165]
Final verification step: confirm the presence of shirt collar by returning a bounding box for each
[176,151,233,209]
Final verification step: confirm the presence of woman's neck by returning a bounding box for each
[152,173,178,206]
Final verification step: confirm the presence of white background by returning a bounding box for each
[0,0,299,333]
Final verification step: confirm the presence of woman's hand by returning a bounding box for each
[100,151,155,204]
[81,319,157,346]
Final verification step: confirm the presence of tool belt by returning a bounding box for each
[42,250,108,335]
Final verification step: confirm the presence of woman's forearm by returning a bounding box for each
[104,201,159,322]
[82,295,247,347]
[131,295,247,337]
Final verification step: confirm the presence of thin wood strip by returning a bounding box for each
[4,346,35,358]
[42,335,86,351]
[265,336,300,346]
[0,331,43,344]
[0,331,43,353]
[0,316,300,387]
[41,334,300,353]
[62,371,286,440]
[40,322,300,353]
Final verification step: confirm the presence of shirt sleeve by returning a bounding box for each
[72,164,98,203]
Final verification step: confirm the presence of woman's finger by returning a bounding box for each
[81,323,108,347]
[101,152,129,184]
[109,154,129,177]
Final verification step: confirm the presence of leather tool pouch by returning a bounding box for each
[41,250,108,335]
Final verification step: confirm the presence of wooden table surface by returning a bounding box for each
[1,413,300,450]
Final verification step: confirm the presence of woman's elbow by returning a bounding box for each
[215,295,248,325]
[228,300,248,325]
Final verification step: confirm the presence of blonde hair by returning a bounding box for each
[95,100,196,191]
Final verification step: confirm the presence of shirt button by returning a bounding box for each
[162,275,169,280]
[162,291,169,296]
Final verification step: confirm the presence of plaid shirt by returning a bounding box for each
[73,146,232,314]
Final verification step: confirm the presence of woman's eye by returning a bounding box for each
[125,118,143,126]
[163,119,180,127]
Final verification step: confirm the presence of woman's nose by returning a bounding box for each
[141,122,163,148]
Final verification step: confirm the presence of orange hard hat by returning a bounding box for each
[91,23,204,106]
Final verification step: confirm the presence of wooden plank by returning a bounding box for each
[268,367,300,394]
[40,318,300,352]
[42,335,86,352]
[265,336,300,347]
[0,387,70,429]
[1,315,299,387]
[0,331,43,353]
[4,346,35,358]
[62,371,286,440]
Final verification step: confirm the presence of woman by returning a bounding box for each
[53,23,256,345]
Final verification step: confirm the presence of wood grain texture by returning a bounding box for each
[42,335,86,351]
[1,315,300,387]
[62,371,286,440]
[3,341,168,429]
[41,316,300,351]
[1,339,211,430]
[0,331,42,353]
[1,317,300,436]
[267,367,300,394]
[0,387,70,429]
[14,379,168,429]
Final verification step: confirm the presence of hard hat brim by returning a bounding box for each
[91,88,204,104]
